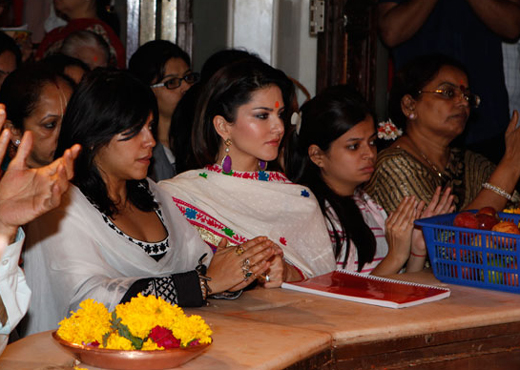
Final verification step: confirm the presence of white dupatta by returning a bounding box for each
[159,165,336,278]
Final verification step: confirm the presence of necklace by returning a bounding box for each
[404,137,447,180]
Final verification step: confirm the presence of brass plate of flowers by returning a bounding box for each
[52,331,210,370]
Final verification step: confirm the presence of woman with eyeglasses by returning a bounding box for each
[129,40,199,181]
[366,54,520,213]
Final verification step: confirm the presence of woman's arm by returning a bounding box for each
[464,111,520,211]
[121,235,278,306]
[466,0,520,40]
[377,0,439,47]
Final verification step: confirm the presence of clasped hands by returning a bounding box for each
[206,236,286,294]
[385,186,454,271]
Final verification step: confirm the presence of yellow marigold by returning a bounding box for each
[171,314,213,347]
[115,294,184,338]
[57,299,110,345]
[102,332,134,350]
[58,295,212,351]
[142,338,162,351]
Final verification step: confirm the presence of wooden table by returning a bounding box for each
[2,271,520,369]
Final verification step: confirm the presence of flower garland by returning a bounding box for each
[57,294,212,351]
[377,119,402,140]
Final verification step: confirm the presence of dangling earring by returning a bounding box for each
[221,138,232,174]
[258,160,267,171]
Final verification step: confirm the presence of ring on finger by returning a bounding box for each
[243,271,253,280]
[265,274,270,282]
[235,246,245,256]
[242,258,250,268]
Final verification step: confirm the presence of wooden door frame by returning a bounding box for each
[316,0,379,106]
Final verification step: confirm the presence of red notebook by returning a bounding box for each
[281,270,451,309]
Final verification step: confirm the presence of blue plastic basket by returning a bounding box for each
[415,211,520,294]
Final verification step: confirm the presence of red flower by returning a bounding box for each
[149,326,181,349]
[279,237,287,246]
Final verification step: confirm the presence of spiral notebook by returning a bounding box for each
[281,270,451,309]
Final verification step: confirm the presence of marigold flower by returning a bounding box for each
[57,299,111,345]
[57,294,212,351]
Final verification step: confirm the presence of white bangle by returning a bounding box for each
[482,182,512,201]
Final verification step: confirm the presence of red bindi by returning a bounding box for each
[275,101,280,108]
[93,55,98,62]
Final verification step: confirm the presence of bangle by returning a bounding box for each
[482,182,512,201]
[410,251,426,258]
[197,273,211,302]
[196,253,212,302]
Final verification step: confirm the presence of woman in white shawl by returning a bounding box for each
[160,60,336,281]
[21,69,277,336]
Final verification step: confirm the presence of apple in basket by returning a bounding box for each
[453,212,479,229]
[477,206,498,218]
[476,214,499,230]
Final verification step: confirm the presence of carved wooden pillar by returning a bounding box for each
[316,0,378,106]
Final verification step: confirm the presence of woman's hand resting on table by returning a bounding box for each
[206,236,276,293]
[256,242,305,288]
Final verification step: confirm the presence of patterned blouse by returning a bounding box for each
[365,147,495,214]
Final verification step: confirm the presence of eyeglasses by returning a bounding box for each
[150,72,200,90]
[418,85,481,108]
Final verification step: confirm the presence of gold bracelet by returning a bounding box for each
[482,182,512,201]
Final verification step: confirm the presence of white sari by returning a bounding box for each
[159,165,336,278]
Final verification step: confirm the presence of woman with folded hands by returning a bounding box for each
[21,69,277,336]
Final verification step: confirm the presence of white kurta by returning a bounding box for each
[21,180,211,336]
[0,229,31,354]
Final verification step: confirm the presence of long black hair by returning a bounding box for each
[55,68,159,217]
[285,85,376,271]
[192,59,294,168]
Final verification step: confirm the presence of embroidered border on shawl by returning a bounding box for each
[172,196,249,246]
[204,164,292,183]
